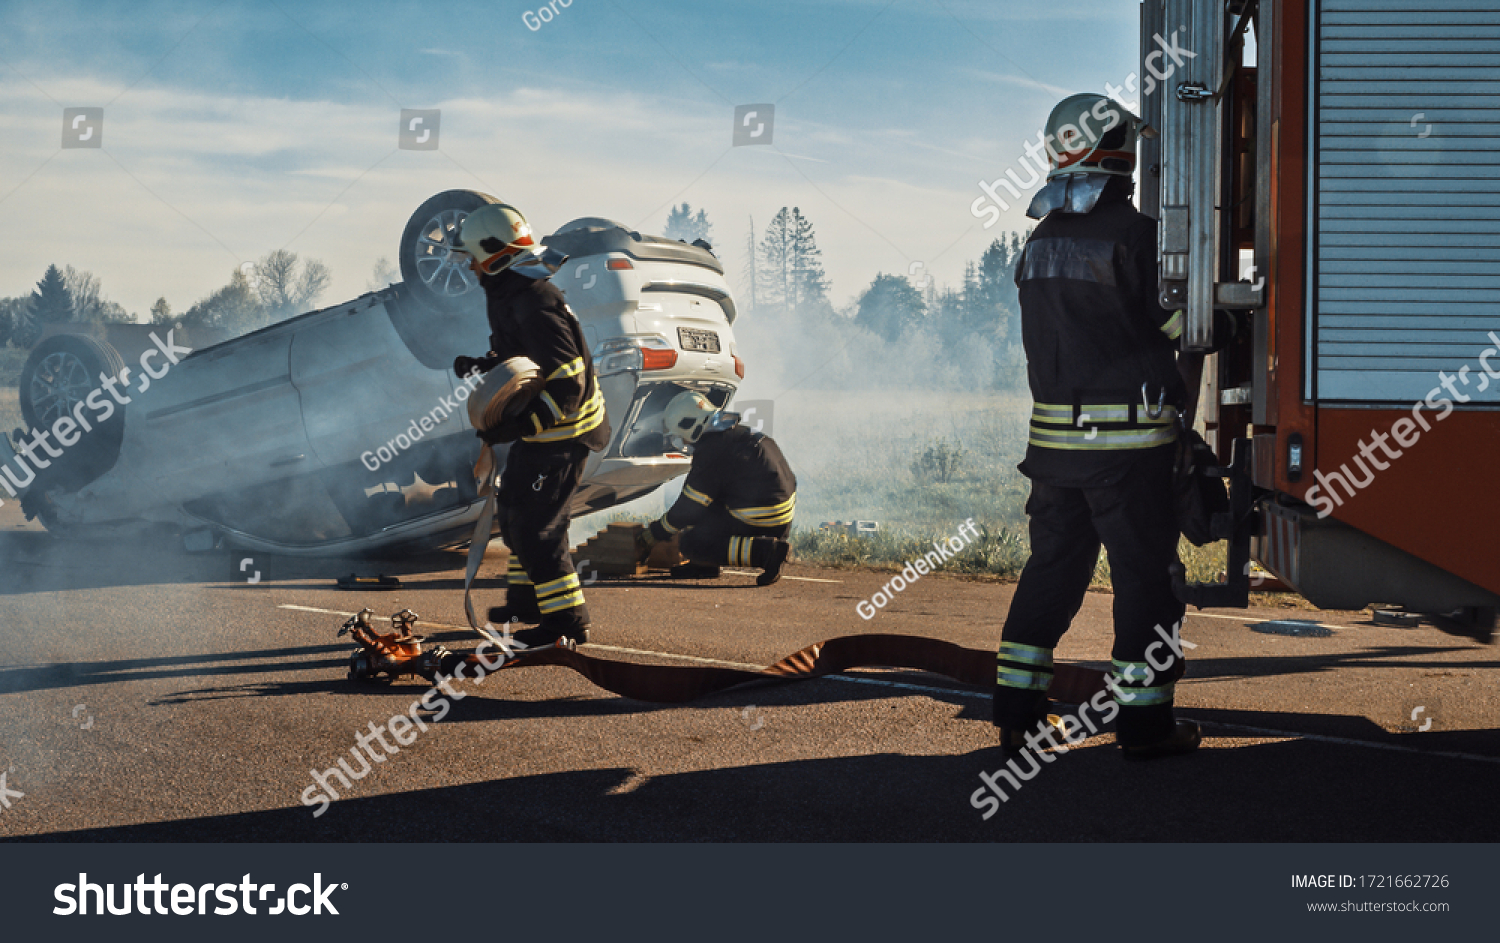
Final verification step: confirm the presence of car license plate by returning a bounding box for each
[677,327,720,353]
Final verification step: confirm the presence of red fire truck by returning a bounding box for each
[1140,0,1499,639]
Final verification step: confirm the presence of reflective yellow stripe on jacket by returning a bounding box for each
[522,358,606,444]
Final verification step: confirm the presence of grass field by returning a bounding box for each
[0,387,22,438]
[0,346,26,388]
[1,346,27,437]
[771,389,1229,586]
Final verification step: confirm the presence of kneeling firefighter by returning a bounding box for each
[993,94,1240,760]
[451,202,610,648]
[637,392,795,586]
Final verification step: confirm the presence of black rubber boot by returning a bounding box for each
[1120,720,1201,760]
[752,538,791,586]
[998,712,1071,758]
[487,605,541,626]
[511,605,591,649]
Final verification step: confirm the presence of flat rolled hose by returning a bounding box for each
[469,634,1110,705]
[467,356,543,433]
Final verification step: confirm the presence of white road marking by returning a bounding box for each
[722,569,842,583]
[277,604,1497,764]
[1188,611,1347,632]
[280,603,392,621]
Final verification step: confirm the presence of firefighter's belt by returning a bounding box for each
[1029,402,1179,451]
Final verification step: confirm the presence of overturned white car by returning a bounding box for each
[3,190,744,554]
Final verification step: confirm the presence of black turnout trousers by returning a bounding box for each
[498,440,589,614]
[677,503,792,566]
[993,444,1185,746]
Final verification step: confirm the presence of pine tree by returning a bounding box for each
[663,203,713,246]
[30,265,74,326]
[758,208,793,314]
[758,207,830,316]
[787,207,828,313]
[741,215,758,312]
[150,297,173,325]
[977,230,1030,344]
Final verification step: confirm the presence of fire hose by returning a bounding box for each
[339,609,1111,705]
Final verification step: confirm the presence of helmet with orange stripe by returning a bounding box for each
[452,203,540,276]
[1043,94,1140,180]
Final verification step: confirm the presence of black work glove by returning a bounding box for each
[454,353,499,379]
[1208,309,1248,354]
[477,416,528,445]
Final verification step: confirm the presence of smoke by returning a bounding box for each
[730,301,1032,530]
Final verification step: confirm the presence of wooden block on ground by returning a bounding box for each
[647,536,685,570]
[571,523,649,578]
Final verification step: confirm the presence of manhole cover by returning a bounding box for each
[1251,619,1333,638]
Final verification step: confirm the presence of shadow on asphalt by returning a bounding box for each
[0,530,477,596]
[1186,648,1500,678]
[0,644,349,696]
[11,726,1500,842]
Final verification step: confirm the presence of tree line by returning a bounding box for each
[665,201,1031,390]
[2,207,1031,391]
[0,250,330,350]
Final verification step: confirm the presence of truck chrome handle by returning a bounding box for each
[1175,82,1213,102]
[270,454,307,467]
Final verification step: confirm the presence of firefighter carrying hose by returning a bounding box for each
[636,391,795,586]
[450,202,610,648]
[993,94,1239,760]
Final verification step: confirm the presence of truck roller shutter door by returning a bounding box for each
[1312,0,1500,404]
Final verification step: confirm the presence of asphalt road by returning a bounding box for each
[0,505,1497,843]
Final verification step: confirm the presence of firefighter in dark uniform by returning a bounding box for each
[451,202,610,648]
[637,391,794,586]
[993,94,1229,759]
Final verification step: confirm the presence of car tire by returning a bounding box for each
[398,189,500,312]
[17,333,129,504]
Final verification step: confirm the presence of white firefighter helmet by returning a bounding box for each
[662,391,723,444]
[452,203,540,275]
[1044,93,1140,180]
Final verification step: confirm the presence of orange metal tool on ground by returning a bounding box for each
[339,608,453,683]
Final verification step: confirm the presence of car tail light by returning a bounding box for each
[606,258,633,270]
[592,335,678,375]
[639,335,678,370]
[733,355,745,379]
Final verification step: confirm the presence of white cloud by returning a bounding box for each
[0,72,1036,319]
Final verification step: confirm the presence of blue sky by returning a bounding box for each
[0,0,1142,317]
